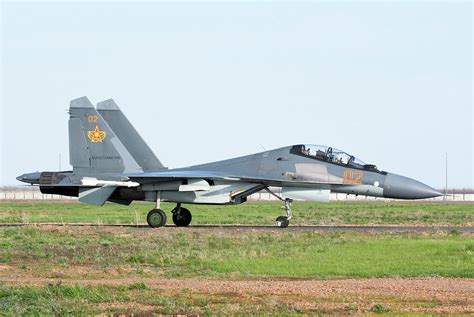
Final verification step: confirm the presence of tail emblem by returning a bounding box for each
[88,125,107,143]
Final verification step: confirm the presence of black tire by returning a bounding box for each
[172,207,192,227]
[147,209,167,228]
[275,216,289,228]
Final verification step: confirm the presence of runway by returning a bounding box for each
[0,223,473,232]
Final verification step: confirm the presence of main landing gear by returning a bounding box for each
[172,203,192,227]
[264,188,293,228]
[146,193,193,228]
[147,209,167,228]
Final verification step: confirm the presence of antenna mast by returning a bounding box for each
[445,152,448,200]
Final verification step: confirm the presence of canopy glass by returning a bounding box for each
[290,144,379,171]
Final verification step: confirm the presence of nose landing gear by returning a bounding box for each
[264,188,293,228]
[275,198,292,228]
[275,216,289,228]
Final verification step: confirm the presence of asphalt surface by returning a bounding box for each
[0,223,472,232]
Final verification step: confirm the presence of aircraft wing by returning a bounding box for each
[126,170,333,203]
[126,170,268,183]
[126,169,334,188]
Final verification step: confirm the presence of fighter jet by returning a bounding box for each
[17,97,442,228]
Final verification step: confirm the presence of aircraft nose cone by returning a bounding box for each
[383,173,442,199]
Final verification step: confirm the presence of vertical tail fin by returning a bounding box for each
[69,97,143,175]
[97,99,166,172]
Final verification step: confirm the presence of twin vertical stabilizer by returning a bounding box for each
[97,99,165,172]
[68,96,165,175]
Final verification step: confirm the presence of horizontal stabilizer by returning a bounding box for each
[79,186,117,206]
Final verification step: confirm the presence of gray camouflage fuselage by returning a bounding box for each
[17,97,442,209]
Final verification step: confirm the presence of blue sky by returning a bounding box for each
[1,1,472,188]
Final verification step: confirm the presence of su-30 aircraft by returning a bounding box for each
[17,97,442,228]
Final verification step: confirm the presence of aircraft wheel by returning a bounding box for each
[275,216,289,228]
[172,207,192,227]
[147,209,167,228]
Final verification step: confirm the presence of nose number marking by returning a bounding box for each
[343,170,363,184]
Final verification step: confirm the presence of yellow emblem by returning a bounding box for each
[88,125,106,143]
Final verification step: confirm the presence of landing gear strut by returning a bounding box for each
[147,191,167,228]
[264,188,293,228]
[172,203,192,227]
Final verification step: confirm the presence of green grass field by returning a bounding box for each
[1,283,276,316]
[1,226,473,315]
[0,201,472,225]
[1,227,472,279]
[0,201,473,315]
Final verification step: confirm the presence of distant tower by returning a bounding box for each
[445,152,448,200]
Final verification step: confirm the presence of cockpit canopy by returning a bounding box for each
[290,144,380,171]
